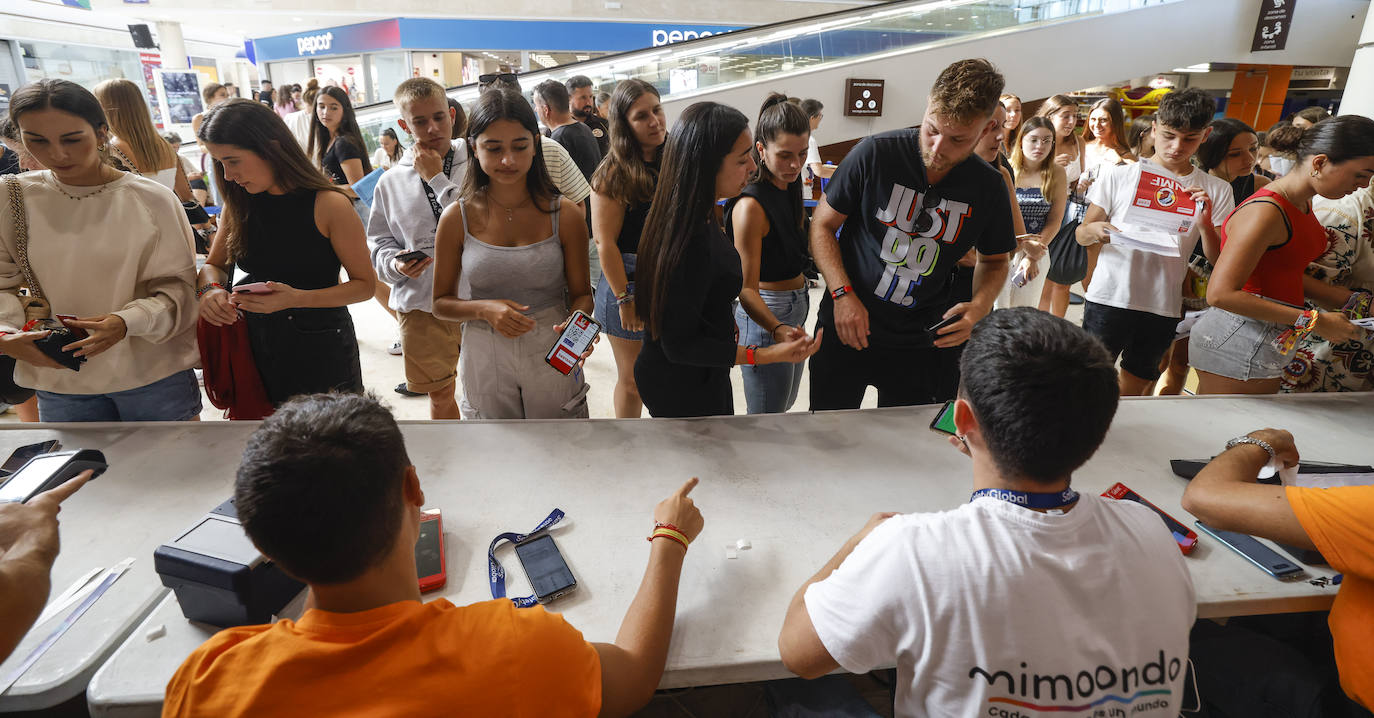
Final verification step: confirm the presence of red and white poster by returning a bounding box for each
[1124,164,1197,235]
[139,51,165,129]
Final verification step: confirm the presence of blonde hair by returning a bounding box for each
[93,78,176,173]
[1009,116,1062,204]
[393,77,447,115]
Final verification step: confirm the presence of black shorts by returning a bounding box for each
[244,307,363,406]
[1081,301,1179,381]
[807,324,960,411]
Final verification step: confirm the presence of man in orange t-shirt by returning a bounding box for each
[162,393,704,718]
[1183,428,1373,714]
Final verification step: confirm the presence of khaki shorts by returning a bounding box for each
[397,310,462,394]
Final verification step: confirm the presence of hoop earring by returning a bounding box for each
[1311,170,1320,178]
[97,144,106,152]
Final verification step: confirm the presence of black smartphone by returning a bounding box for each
[928,400,957,436]
[396,250,429,264]
[1194,521,1305,580]
[0,449,107,503]
[926,314,962,341]
[514,533,577,603]
[0,440,61,478]
[415,510,446,593]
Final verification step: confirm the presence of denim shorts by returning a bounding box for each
[37,369,202,422]
[735,287,810,414]
[593,252,645,341]
[1189,306,1293,381]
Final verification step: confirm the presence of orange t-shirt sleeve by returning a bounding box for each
[161,627,262,718]
[1286,485,1374,576]
[501,604,602,715]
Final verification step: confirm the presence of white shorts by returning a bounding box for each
[458,305,590,420]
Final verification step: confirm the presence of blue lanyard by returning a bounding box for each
[970,487,1080,510]
[488,509,564,608]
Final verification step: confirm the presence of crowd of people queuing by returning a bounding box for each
[0,54,1371,716]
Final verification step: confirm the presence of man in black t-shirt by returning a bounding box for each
[808,58,1015,410]
[566,75,610,159]
[534,80,600,181]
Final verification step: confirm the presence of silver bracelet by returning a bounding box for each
[1225,435,1275,461]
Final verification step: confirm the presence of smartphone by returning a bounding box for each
[1194,521,1305,580]
[415,510,446,593]
[926,314,962,341]
[232,282,274,295]
[546,309,601,375]
[55,314,90,341]
[1101,482,1198,555]
[396,250,429,264]
[514,532,577,604]
[0,440,61,478]
[928,400,958,436]
[0,449,107,503]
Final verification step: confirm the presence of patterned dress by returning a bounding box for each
[1281,185,1374,392]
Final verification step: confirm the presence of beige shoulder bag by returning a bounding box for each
[3,175,54,325]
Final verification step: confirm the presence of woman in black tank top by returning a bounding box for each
[726,93,817,414]
[589,79,666,418]
[196,99,376,407]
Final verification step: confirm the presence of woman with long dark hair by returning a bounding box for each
[0,79,200,421]
[634,101,820,418]
[308,85,373,188]
[373,127,404,171]
[727,92,814,414]
[196,99,375,406]
[1191,115,1374,395]
[431,89,595,419]
[1083,98,1134,171]
[589,78,665,418]
[94,78,194,202]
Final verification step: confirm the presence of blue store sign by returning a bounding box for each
[252,18,745,62]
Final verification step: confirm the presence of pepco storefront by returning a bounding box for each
[254,18,744,105]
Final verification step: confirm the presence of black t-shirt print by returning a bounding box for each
[322,136,365,186]
[820,128,1016,347]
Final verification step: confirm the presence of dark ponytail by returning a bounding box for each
[751,92,810,231]
[1268,114,1374,165]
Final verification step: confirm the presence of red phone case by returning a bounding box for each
[1101,482,1199,555]
[417,511,446,592]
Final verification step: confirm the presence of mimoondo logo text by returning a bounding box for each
[969,651,1181,716]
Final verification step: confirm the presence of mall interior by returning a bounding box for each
[1,0,1374,716]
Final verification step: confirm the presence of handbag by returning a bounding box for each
[1046,216,1088,286]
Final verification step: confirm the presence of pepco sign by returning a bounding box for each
[651,28,723,46]
[296,32,334,55]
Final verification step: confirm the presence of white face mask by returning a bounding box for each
[1269,156,1296,176]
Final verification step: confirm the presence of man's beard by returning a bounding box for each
[572,105,592,120]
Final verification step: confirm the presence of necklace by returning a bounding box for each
[51,169,121,201]
[486,191,532,222]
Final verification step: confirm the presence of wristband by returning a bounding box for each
[1225,435,1276,461]
[615,293,635,307]
[770,322,785,337]
[746,344,758,365]
[647,527,689,550]
[654,522,682,532]
[830,284,854,300]
[1273,309,1318,355]
[196,282,225,299]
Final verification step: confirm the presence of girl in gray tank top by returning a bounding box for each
[430,89,596,420]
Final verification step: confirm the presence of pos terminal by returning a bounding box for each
[154,498,305,628]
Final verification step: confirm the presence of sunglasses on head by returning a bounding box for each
[913,187,943,234]
[478,73,518,85]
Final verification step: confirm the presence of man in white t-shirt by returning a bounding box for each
[779,308,1196,718]
[1075,88,1235,396]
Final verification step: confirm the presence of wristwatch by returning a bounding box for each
[1225,435,1276,461]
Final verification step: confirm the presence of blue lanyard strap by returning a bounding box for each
[488,509,565,608]
[970,487,1080,510]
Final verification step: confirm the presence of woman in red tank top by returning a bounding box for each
[1191,115,1374,394]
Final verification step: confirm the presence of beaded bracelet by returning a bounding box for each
[1273,309,1318,355]
[196,282,225,299]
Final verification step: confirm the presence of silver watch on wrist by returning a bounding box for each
[1225,435,1276,461]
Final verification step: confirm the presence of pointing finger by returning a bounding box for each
[676,476,699,498]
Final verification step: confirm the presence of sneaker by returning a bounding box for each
[388,338,403,356]
[394,382,424,397]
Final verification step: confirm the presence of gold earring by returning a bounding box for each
[98,144,106,152]
[1311,170,1320,178]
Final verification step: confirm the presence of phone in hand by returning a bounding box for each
[1101,482,1198,555]
[0,449,106,503]
[546,310,600,375]
[415,509,446,592]
[926,314,962,341]
[396,250,429,264]
[514,532,577,604]
[232,282,274,295]
[928,400,958,436]
[0,440,61,478]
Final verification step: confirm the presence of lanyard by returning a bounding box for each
[487,508,564,608]
[420,149,456,222]
[970,487,1080,510]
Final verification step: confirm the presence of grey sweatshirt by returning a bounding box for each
[367,139,469,314]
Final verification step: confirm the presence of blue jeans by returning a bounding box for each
[735,287,810,414]
[37,369,201,422]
